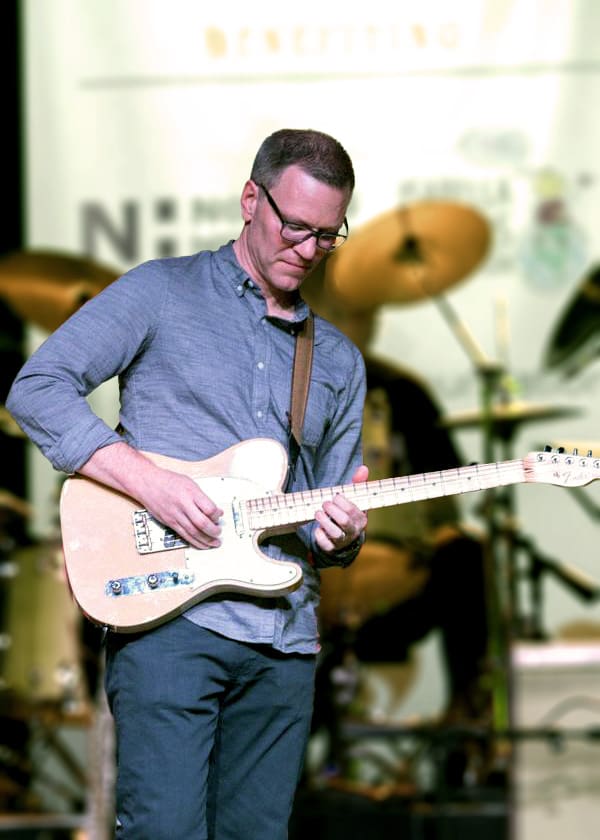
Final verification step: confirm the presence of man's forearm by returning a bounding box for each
[78,440,163,503]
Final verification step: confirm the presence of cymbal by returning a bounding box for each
[545,264,600,374]
[0,250,120,332]
[0,406,25,438]
[322,201,491,311]
[440,401,581,431]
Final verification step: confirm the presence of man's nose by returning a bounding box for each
[293,234,320,261]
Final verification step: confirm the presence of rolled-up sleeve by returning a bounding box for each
[7,368,122,473]
[6,264,165,474]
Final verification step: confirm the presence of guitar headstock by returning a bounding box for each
[524,447,600,488]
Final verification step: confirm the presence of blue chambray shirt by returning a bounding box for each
[6,243,366,654]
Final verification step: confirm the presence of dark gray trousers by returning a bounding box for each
[105,618,316,839]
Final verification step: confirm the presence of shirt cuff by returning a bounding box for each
[316,533,365,568]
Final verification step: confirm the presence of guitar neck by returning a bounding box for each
[245,457,526,533]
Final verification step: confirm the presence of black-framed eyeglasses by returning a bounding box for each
[256,182,348,252]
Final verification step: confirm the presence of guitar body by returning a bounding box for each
[59,438,303,633]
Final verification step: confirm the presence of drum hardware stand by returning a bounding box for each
[0,703,88,817]
[432,291,518,739]
[473,456,600,640]
[432,293,600,763]
[0,555,18,691]
[83,653,116,840]
[501,526,600,640]
[565,484,600,521]
[432,294,507,464]
[0,684,116,836]
[336,717,600,803]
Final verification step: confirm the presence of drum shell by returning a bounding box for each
[1,544,87,707]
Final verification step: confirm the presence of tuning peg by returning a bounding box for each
[557,446,565,453]
[573,447,579,455]
[588,450,593,458]
[544,444,552,452]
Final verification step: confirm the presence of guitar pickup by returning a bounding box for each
[106,569,195,597]
[133,510,188,554]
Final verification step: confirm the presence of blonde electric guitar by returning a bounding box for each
[59,438,599,633]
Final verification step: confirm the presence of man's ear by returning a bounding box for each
[240,179,259,223]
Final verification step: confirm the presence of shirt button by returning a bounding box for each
[236,284,243,293]
[256,410,263,419]
[257,361,264,370]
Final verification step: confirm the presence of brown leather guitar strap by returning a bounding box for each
[289,310,314,454]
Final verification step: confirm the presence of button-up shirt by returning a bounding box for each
[6,243,366,653]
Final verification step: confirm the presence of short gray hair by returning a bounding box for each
[250,128,355,192]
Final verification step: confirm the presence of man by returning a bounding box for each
[7,129,368,839]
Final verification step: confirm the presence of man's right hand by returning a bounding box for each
[78,441,223,549]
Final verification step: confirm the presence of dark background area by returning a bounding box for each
[0,0,25,501]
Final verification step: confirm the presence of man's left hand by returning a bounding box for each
[314,464,369,554]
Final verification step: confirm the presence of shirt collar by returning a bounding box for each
[216,241,311,332]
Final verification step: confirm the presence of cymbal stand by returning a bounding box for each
[565,485,600,521]
[433,291,600,675]
[432,292,519,735]
[433,294,505,456]
[497,526,600,639]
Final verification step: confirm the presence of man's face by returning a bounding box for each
[239,164,351,305]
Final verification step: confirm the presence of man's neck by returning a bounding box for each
[232,238,298,320]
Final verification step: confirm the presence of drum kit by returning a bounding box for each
[308,199,600,794]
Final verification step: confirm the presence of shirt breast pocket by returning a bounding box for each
[300,380,336,451]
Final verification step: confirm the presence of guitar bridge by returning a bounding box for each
[133,510,188,554]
